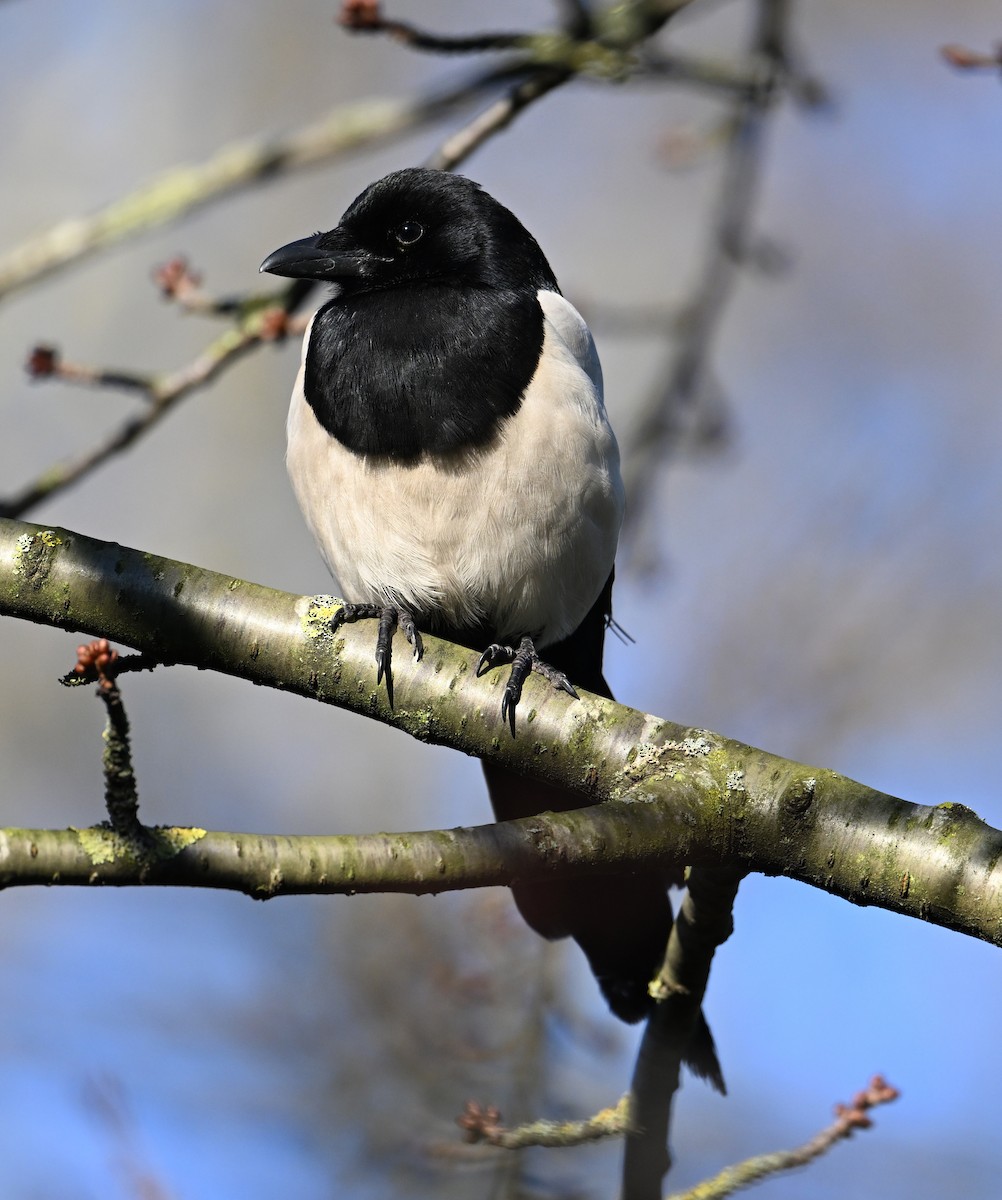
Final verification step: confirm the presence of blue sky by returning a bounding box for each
[2,2,1001,1197]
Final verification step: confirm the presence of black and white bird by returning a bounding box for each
[261,168,723,1091]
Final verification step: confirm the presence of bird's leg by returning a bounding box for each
[330,602,424,704]
[476,635,578,735]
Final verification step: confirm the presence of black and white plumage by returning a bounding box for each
[262,168,723,1090]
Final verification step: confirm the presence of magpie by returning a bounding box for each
[261,168,723,1091]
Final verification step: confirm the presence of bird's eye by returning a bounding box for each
[394,220,424,248]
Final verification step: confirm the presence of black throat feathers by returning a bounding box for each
[303,284,547,461]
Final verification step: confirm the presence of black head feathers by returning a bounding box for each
[262,170,562,460]
[262,168,559,297]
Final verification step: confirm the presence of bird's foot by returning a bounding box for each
[476,635,578,735]
[331,602,423,704]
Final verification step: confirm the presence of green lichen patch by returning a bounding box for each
[154,826,208,855]
[676,735,713,758]
[300,594,344,640]
[401,706,436,743]
[622,742,667,781]
[75,823,206,866]
[13,529,62,589]
[75,824,120,866]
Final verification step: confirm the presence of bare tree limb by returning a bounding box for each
[624,0,811,532]
[426,67,573,171]
[457,1095,629,1148]
[1,517,1000,949]
[0,300,307,519]
[666,1076,900,1200]
[622,868,742,1199]
[0,72,514,304]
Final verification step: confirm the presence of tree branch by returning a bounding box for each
[624,0,816,533]
[0,0,745,307]
[426,67,573,172]
[0,301,306,519]
[0,71,513,303]
[457,1095,629,1148]
[666,1076,900,1200]
[0,517,1000,949]
[623,868,742,1198]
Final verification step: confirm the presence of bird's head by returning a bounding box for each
[260,168,558,298]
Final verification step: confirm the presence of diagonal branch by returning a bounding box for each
[0,301,307,519]
[0,517,1000,948]
[624,0,819,530]
[0,69,515,304]
[666,1076,900,1200]
[426,67,573,171]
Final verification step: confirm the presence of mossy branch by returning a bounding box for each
[0,86,496,303]
[0,516,1000,947]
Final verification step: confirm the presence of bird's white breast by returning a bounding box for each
[286,290,624,647]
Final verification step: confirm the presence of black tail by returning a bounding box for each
[483,761,725,1093]
[479,576,724,1093]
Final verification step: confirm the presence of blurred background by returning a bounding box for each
[2,1,1001,1197]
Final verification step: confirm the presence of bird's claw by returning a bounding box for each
[330,601,381,634]
[476,642,513,677]
[479,635,578,736]
[374,607,397,686]
[331,602,422,705]
[397,611,425,662]
[531,658,578,699]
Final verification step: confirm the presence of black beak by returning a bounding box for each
[259,231,383,281]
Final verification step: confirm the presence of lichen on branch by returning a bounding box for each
[0,516,1000,950]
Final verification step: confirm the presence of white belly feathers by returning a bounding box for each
[286,290,624,648]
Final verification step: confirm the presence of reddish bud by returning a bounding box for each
[259,307,291,342]
[26,345,59,378]
[940,44,999,70]
[456,1100,503,1143]
[74,638,120,691]
[339,0,382,30]
[152,256,202,298]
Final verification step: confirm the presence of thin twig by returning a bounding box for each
[339,0,524,53]
[0,68,518,304]
[457,1095,629,1148]
[69,639,148,843]
[624,0,808,538]
[666,1076,901,1200]
[636,45,826,102]
[25,346,153,397]
[152,256,243,317]
[0,303,308,519]
[61,650,166,688]
[621,868,743,1200]
[414,0,708,171]
[426,67,573,171]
